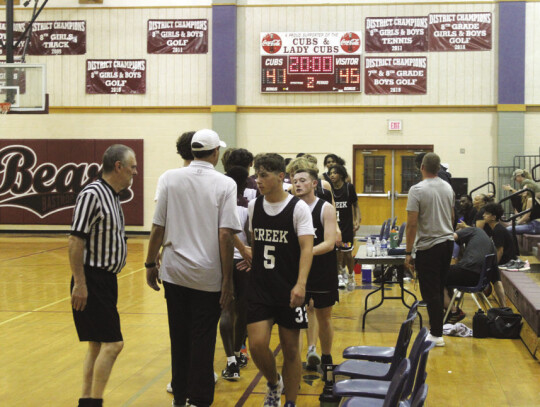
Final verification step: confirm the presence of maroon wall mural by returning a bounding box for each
[0,139,143,226]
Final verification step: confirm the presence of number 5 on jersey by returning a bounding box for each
[263,245,275,269]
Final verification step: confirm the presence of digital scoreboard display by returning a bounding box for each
[261,32,362,93]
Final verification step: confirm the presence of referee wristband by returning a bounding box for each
[405,251,412,255]
[144,262,156,268]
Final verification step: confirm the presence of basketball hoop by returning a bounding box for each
[0,102,11,116]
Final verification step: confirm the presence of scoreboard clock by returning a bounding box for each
[261,32,362,93]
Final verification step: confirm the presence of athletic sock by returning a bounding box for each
[321,354,333,365]
[77,399,92,407]
[308,345,316,353]
[227,355,237,365]
[91,399,103,407]
[234,351,241,358]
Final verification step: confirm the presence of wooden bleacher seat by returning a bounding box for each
[501,270,540,358]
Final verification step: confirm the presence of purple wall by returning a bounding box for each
[498,2,526,104]
[212,5,237,105]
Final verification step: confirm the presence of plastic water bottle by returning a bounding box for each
[389,228,398,249]
[375,237,381,257]
[366,237,374,257]
[381,238,388,257]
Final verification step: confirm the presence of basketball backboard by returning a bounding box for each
[0,63,47,112]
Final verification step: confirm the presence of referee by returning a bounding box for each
[69,144,138,407]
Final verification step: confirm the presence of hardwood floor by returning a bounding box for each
[1,235,539,407]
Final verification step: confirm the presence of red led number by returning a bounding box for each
[338,68,360,84]
[307,76,314,88]
[289,56,333,73]
[266,69,276,84]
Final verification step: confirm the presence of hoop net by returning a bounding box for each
[0,102,11,116]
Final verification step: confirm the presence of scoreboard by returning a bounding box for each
[261,32,362,93]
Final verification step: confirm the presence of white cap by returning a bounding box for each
[191,129,226,151]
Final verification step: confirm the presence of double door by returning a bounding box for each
[353,145,432,226]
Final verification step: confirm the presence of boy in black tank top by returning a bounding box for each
[329,164,361,290]
[247,154,314,407]
[291,164,339,373]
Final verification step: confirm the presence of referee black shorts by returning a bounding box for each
[71,267,123,343]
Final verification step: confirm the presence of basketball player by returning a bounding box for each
[247,153,314,407]
[290,162,338,372]
[328,164,361,291]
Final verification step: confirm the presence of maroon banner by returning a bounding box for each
[27,21,86,55]
[147,19,208,54]
[428,12,492,51]
[365,57,427,95]
[0,139,143,225]
[365,17,428,53]
[0,21,26,56]
[86,59,146,94]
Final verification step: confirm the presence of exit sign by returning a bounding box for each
[388,120,402,131]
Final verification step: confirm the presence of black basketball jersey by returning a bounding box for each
[249,195,301,306]
[316,179,333,203]
[332,182,356,233]
[307,199,338,292]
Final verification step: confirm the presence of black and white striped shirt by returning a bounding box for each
[70,178,127,274]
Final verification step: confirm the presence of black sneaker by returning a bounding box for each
[236,352,248,368]
[499,260,517,270]
[222,362,240,381]
[447,308,466,324]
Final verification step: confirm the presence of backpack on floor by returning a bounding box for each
[487,307,522,339]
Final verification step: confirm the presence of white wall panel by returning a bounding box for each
[11,7,211,107]
[524,113,540,156]
[238,111,497,192]
[238,3,496,106]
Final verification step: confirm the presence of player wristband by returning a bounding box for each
[144,262,156,268]
[405,251,412,255]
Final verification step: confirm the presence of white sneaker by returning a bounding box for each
[263,374,284,407]
[347,274,356,291]
[426,333,445,347]
[307,349,321,368]
[338,274,346,290]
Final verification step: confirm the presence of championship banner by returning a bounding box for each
[147,19,208,54]
[428,12,492,51]
[86,59,146,94]
[260,31,362,93]
[28,21,86,55]
[0,22,26,56]
[365,57,427,95]
[0,139,144,225]
[365,17,428,53]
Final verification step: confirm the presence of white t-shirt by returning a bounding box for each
[153,161,242,292]
[248,194,314,237]
[234,205,249,260]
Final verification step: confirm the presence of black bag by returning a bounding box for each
[472,309,490,338]
[487,307,522,339]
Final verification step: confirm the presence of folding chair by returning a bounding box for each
[334,327,428,382]
[443,253,496,324]
[343,302,419,363]
[338,358,411,407]
[334,328,431,400]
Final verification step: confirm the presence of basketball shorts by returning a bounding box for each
[305,290,339,309]
[247,301,308,329]
[71,267,123,343]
